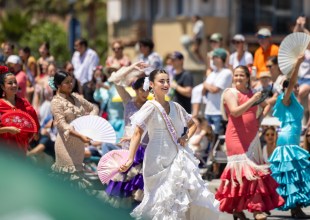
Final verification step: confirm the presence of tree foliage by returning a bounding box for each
[20,22,70,65]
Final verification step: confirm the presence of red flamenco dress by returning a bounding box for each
[0,97,39,154]
[215,89,284,213]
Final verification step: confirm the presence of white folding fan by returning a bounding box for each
[278,32,310,76]
[70,115,116,143]
[97,149,130,184]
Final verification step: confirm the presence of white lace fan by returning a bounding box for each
[70,115,116,143]
[278,32,310,76]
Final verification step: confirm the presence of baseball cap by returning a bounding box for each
[6,55,22,64]
[259,71,272,79]
[232,34,245,42]
[212,48,227,61]
[210,33,223,42]
[170,51,184,60]
[257,28,271,37]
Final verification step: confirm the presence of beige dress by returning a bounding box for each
[50,93,98,185]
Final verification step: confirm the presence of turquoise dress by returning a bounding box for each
[269,93,310,210]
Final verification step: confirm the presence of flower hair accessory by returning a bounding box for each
[143,77,150,91]
[48,76,57,91]
[0,66,9,74]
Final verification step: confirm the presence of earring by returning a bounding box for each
[2,92,5,97]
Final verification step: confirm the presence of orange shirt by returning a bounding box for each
[253,44,279,78]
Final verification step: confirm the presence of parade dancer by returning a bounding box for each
[269,55,310,218]
[101,62,150,207]
[215,66,284,220]
[120,69,220,220]
[50,71,99,192]
[0,65,39,154]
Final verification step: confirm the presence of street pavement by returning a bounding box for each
[207,179,310,220]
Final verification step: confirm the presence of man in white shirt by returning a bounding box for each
[203,48,233,135]
[71,38,99,86]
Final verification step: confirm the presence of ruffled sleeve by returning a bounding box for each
[273,93,303,124]
[73,93,99,115]
[130,101,155,131]
[108,66,142,86]
[173,102,192,126]
[51,97,73,141]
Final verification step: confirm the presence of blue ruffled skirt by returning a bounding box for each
[104,144,145,205]
[269,144,310,210]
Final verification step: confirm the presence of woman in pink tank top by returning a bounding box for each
[215,66,284,220]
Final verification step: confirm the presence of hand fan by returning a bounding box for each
[97,149,130,184]
[252,84,273,106]
[1,110,38,133]
[278,32,310,76]
[70,115,116,143]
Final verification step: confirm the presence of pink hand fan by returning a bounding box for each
[97,149,130,184]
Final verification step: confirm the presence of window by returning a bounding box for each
[239,0,303,34]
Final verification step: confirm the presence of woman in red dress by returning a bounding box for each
[215,66,284,220]
[0,66,39,154]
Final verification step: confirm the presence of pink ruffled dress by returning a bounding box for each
[215,89,284,213]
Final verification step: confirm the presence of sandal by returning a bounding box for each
[253,212,267,220]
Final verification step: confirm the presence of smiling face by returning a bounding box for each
[233,67,250,90]
[150,72,170,97]
[1,74,18,97]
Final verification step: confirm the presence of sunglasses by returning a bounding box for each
[232,41,243,44]
[257,35,269,40]
[112,47,123,51]
[265,133,275,137]
[306,134,310,137]
[266,65,272,68]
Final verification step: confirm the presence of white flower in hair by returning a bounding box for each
[143,77,150,91]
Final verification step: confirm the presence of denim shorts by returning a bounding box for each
[205,114,224,135]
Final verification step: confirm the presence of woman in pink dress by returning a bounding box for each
[215,65,284,220]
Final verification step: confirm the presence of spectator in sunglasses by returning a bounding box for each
[105,40,131,69]
[229,34,253,70]
[253,28,279,78]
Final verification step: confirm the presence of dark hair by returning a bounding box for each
[262,126,276,136]
[268,56,278,65]
[76,38,88,48]
[139,38,154,51]
[132,77,146,90]
[54,71,70,89]
[234,65,251,89]
[282,79,289,92]
[22,46,31,55]
[149,69,168,82]
[0,71,15,96]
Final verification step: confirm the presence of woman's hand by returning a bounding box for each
[79,134,91,144]
[131,61,149,72]
[5,126,21,134]
[119,158,134,172]
[119,136,131,143]
[178,134,189,147]
[251,91,262,102]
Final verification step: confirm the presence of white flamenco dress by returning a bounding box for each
[130,100,220,220]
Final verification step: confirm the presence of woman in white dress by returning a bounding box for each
[120,69,220,220]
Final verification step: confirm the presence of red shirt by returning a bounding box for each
[0,97,39,153]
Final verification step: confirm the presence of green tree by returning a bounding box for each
[0,10,31,42]
[20,21,70,65]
